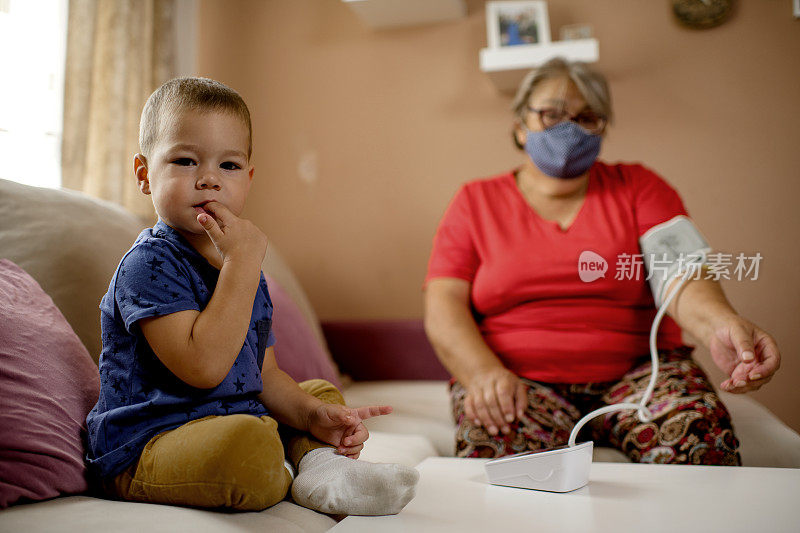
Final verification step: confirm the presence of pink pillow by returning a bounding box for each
[267,275,341,388]
[0,259,100,508]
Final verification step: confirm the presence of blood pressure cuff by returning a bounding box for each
[639,215,711,308]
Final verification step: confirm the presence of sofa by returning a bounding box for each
[1,177,799,532]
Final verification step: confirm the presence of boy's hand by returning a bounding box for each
[307,403,392,459]
[198,201,267,267]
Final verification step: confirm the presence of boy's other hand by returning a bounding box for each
[308,403,393,459]
[198,201,267,267]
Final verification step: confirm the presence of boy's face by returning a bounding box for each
[135,108,254,235]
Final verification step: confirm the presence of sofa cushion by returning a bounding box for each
[357,431,438,467]
[344,381,457,457]
[0,178,341,385]
[323,320,448,381]
[343,380,800,467]
[268,274,341,388]
[0,260,100,508]
[262,245,331,360]
[0,496,336,532]
[0,178,145,364]
[719,391,800,468]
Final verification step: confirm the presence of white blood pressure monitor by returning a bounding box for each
[485,442,594,492]
[485,215,710,492]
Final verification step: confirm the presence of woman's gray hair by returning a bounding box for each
[511,57,613,125]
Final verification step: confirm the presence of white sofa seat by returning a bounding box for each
[346,380,800,468]
[0,497,336,533]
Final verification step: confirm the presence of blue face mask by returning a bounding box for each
[524,121,602,179]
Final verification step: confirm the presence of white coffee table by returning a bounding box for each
[331,457,800,532]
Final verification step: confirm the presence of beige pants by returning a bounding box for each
[103,379,344,511]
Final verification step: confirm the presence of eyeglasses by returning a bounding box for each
[527,106,607,135]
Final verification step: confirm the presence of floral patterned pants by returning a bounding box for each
[450,347,741,465]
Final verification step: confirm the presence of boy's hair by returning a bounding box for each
[139,77,252,160]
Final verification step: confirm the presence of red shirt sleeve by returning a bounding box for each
[629,164,689,236]
[424,186,480,286]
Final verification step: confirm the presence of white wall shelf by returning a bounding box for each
[343,0,466,29]
[479,38,599,92]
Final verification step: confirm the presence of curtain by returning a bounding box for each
[61,0,176,222]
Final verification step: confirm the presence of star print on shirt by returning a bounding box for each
[147,256,165,271]
[150,274,158,282]
[233,378,245,392]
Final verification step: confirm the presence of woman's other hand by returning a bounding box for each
[464,367,528,436]
[708,315,781,394]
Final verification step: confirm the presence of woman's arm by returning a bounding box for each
[664,274,737,346]
[663,275,781,393]
[423,278,527,435]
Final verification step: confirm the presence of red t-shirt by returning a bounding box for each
[425,161,692,383]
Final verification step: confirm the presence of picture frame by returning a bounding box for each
[485,1,551,49]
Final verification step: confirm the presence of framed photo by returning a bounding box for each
[486,1,551,49]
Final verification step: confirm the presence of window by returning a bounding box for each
[0,0,68,189]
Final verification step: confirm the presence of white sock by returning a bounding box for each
[291,448,419,515]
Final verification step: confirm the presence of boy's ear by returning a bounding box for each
[134,154,151,195]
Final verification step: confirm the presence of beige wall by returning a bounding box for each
[196,0,800,432]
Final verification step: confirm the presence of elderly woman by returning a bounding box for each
[423,57,781,464]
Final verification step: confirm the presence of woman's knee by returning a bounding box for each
[620,401,741,466]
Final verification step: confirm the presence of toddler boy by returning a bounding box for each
[85,77,419,514]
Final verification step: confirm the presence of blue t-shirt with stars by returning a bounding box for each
[85,219,276,480]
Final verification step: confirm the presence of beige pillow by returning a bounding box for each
[0,178,337,377]
[0,179,145,363]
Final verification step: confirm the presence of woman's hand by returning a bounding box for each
[464,367,528,436]
[307,403,392,459]
[708,314,781,394]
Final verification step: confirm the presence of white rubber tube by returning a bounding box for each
[567,257,704,447]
